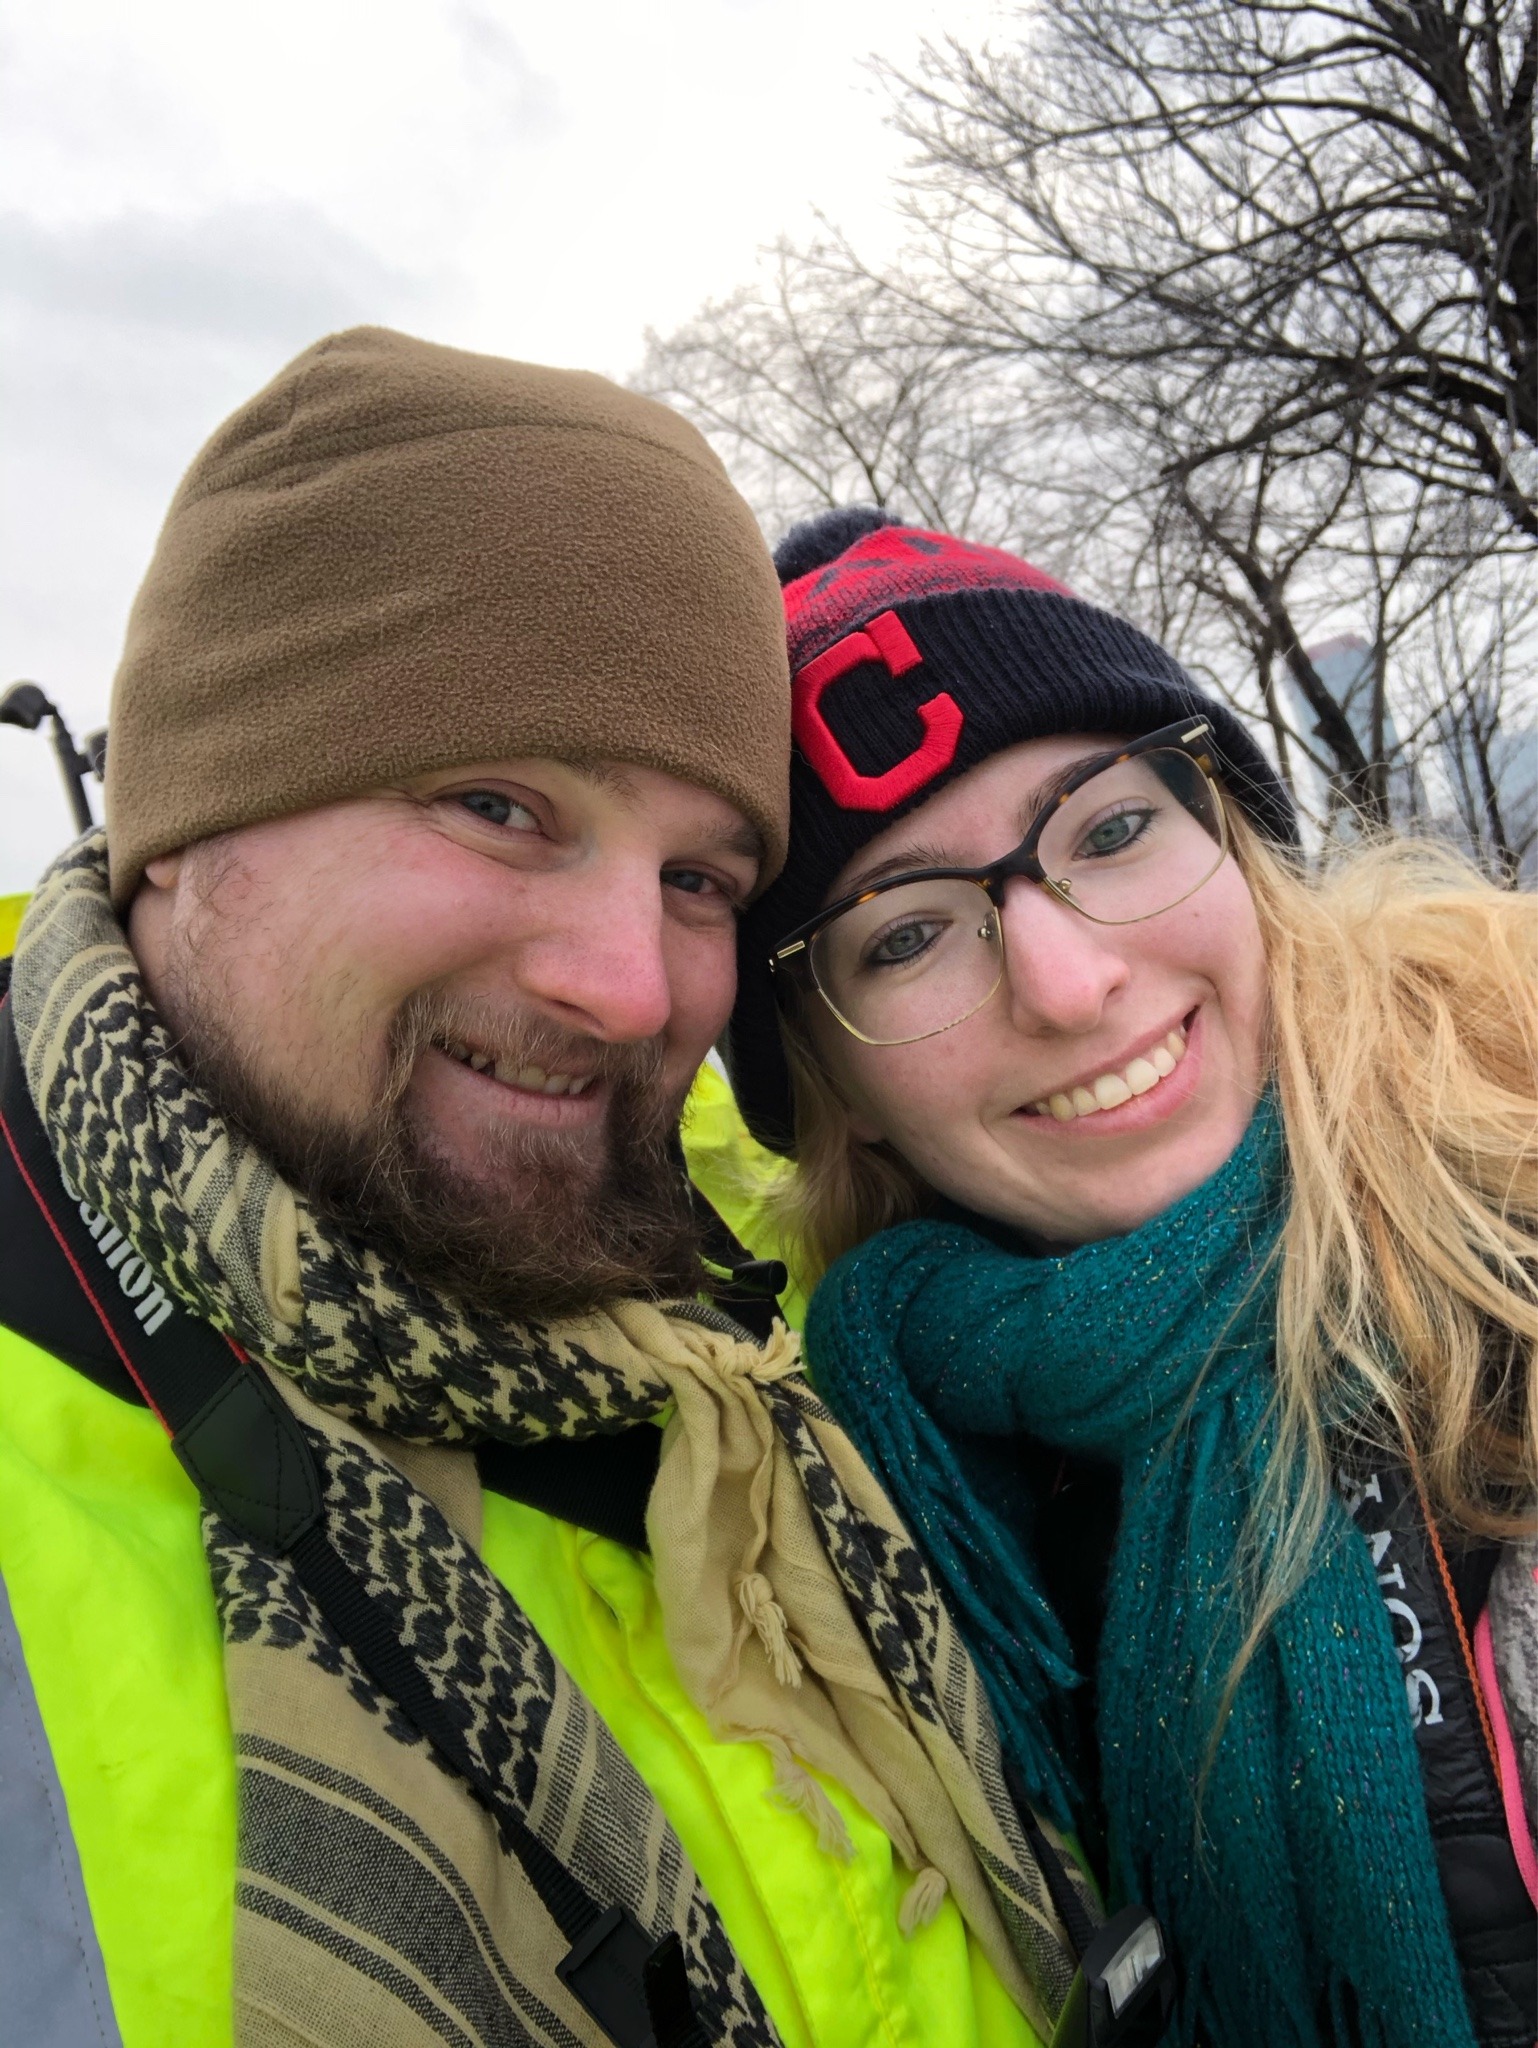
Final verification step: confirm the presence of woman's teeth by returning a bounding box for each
[1030,1026,1188,1122]
[441,1041,594,1096]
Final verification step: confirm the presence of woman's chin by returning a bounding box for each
[965,1097,1259,1247]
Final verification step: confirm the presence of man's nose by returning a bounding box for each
[996,877,1130,1033]
[507,870,674,1044]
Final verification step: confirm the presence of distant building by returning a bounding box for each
[1282,634,1425,826]
[1440,716,1538,884]
[1282,632,1535,879]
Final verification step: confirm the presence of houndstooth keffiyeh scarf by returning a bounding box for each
[11,836,1084,2048]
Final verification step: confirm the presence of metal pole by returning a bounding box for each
[49,716,95,834]
[1,682,101,837]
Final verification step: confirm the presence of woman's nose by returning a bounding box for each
[995,877,1131,1033]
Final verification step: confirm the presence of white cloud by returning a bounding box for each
[0,203,421,342]
[0,201,427,884]
[0,0,998,890]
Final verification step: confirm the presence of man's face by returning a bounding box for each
[129,757,763,1316]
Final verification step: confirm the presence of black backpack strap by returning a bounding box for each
[478,1426,662,1553]
[0,996,705,2048]
[0,1010,144,1401]
[685,1180,788,1345]
[1341,1462,1537,2041]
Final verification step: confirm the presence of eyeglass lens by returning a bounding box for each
[809,749,1225,1045]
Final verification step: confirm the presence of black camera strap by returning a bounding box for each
[0,998,704,2048]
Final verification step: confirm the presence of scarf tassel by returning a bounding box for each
[759,1732,949,1940]
[897,1865,949,1936]
[737,1570,803,1687]
[763,1735,855,1860]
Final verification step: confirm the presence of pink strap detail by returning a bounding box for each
[1474,1604,1538,1909]
[792,610,964,812]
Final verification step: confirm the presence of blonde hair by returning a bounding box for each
[775,814,1538,1559]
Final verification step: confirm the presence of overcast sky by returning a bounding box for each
[0,0,996,890]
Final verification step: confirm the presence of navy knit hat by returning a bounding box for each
[725,508,1296,1155]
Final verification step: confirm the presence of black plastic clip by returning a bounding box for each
[700,1254,788,1300]
[556,1907,706,2048]
[1049,1904,1176,2047]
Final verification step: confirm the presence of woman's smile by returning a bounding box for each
[1018,1010,1195,1128]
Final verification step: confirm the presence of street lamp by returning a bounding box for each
[0,682,104,835]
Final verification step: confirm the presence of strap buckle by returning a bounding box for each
[557,1908,706,2048]
[1048,1905,1176,2047]
[699,1253,788,1300]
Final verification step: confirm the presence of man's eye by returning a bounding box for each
[456,791,537,830]
[664,869,744,920]
[664,868,723,899]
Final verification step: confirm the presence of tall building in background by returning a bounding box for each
[1283,634,1426,825]
[1442,715,1538,884]
[1283,632,1534,879]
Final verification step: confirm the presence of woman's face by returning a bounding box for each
[806,733,1270,1247]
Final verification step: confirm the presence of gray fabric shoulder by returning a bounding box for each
[0,1564,123,2045]
[1487,1534,1538,1838]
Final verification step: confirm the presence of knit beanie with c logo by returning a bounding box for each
[726,506,1296,1156]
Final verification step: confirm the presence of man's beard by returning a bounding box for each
[161,982,706,1322]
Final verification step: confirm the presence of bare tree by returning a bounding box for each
[1140,415,1527,829]
[1414,557,1538,878]
[884,0,1538,828]
[893,0,1536,540]
[638,242,1033,543]
[642,0,1537,865]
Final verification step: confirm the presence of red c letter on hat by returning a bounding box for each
[792,611,964,811]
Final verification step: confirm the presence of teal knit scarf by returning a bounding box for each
[806,1100,1476,2048]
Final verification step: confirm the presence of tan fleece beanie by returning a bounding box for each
[105,326,790,907]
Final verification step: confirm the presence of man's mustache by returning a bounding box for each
[385,990,668,1111]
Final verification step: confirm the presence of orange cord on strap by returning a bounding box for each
[1413,1472,1503,1789]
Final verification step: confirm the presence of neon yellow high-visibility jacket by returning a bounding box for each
[0,1052,1045,2048]
[0,896,26,960]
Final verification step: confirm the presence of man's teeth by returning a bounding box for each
[441,1043,593,1095]
[1031,1027,1188,1122]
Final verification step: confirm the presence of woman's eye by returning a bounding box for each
[456,790,538,831]
[866,919,943,968]
[1078,805,1153,858]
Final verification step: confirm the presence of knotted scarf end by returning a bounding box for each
[736,1570,804,1687]
[897,1865,949,1936]
[763,1736,856,1860]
